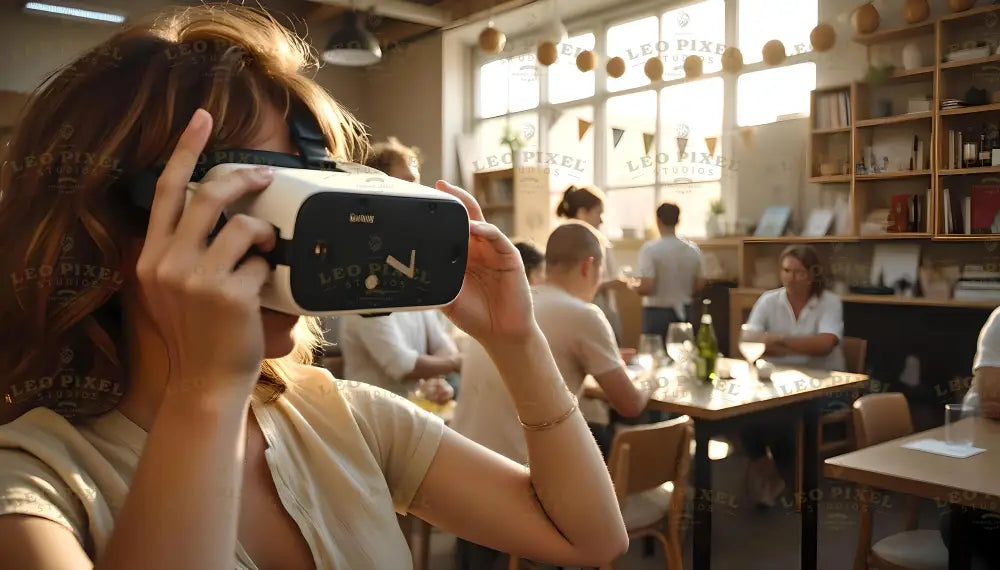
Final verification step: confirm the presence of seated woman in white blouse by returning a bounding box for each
[742,245,845,506]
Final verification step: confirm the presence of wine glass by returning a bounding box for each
[666,322,696,377]
[638,333,665,371]
[619,265,639,288]
[739,324,767,379]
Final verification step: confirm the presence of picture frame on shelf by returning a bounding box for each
[753,206,792,237]
[803,209,835,237]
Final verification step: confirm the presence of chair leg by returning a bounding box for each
[642,536,655,557]
[795,419,804,513]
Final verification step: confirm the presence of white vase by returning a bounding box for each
[706,216,723,238]
[902,43,923,70]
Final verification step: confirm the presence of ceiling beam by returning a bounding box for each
[308,0,451,27]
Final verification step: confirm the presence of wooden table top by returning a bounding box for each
[825,418,1000,511]
[583,358,868,421]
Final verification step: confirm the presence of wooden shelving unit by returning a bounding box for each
[855,112,933,127]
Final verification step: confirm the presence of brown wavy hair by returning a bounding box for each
[365,136,421,176]
[0,5,370,422]
[780,245,826,299]
[555,184,605,219]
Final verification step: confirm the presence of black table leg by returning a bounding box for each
[950,504,972,570]
[801,404,819,570]
[693,423,713,570]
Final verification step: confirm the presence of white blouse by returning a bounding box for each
[745,288,846,372]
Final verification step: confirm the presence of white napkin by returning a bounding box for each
[902,438,986,459]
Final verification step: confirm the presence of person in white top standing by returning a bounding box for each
[742,245,845,507]
[632,202,704,344]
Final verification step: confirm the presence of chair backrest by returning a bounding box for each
[852,393,914,448]
[841,336,868,374]
[613,287,643,352]
[607,415,693,499]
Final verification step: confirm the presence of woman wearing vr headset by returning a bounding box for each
[0,5,627,570]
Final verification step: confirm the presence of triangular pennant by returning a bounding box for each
[705,136,718,157]
[739,126,755,151]
[612,127,625,148]
[643,132,655,155]
[578,118,592,141]
[676,137,688,160]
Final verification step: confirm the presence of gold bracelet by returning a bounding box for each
[519,395,579,432]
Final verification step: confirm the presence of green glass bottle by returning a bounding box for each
[696,299,718,383]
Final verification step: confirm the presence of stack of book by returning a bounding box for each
[954,265,1000,302]
[814,91,851,130]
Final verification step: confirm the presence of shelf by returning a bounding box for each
[857,233,932,240]
[940,103,1000,116]
[733,288,997,310]
[881,66,936,82]
[855,170,932,180]
[855,112,932,127]
[939,166,1000,176]
[940,3,1000,23]
[743,236,859,244]
[940,53,1000,70]
[852,21,934,46]
[808,175,851,184]
[933,234,1000,242]
[812,127,851,135]
[691,237,744,248]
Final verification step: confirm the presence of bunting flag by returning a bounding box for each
[705,136,718,157]
[642,132,655,155]
[611,127,625,149]
[739,126,755,151]
[676,137,688,160]
[578,118,592,141]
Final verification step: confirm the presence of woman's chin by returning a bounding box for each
[261,308,300,359]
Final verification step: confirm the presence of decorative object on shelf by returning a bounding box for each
[864,63,896,85]
[870,242,921,296]
[965,86,989,106]
[606,56,626,78]
[945,42,991,62]
[644,56,664,81]
[875,99,893,117]
[842,159,852,175]
[919,262,961,301]
[907,96,932,113]
[576,50,597,72]
[803,209,835,237]
[810,23,836,52]
[753,206,792,237]
[706,199,725,238]
[902,42,923,70]
[820,162,838,176]
[762,39,787,65]
[537,41,558,66]
[903,0,930,24]
[852,2,881,35]
[948,0,977,12]
[684,55,703,79]
[478,23,506,54]
[721,47,744,73]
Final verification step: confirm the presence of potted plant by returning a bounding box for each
[500,128,527,168]
[707,199,725,237]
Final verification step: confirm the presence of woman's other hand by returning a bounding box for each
[134,109,276,400]
[434,181,535,344]
[419,377,455,404]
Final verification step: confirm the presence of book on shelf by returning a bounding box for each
[942,189,973,235]
[949,130,956,170]
[888,190,930,233]
[971,185,1000,234]
[814,91,850,130]
[954,264,1000,301]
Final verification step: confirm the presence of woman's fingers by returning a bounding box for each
[201,214,277,274]
[147,109,213,243]
[228,255,272,299]
[173,166,274,250]
[470,221,517,256]
[435,180,483,222]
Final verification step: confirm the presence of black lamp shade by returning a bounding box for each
[323,11,382,66]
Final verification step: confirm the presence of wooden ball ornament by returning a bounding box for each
[644,56,664,81]
[948,0,975,12]
[762,40,787,66]
[537,41,558,66]
[683,55,703,79]
[810,23,836,52]
[852,3,880,35]
[576,50,597,72]
[903,0,930,24]
[478,25,506,54]
[721,47,744,73]
[606,56,626,79]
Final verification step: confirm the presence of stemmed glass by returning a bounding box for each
[739,324,767,380]
[666,322,696,378]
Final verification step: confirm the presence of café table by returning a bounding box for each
[825,417,1000,570]
[584,359,869,570]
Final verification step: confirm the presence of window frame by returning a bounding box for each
[470,0,817,238]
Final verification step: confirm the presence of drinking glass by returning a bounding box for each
[619,265,640,288]
[944,404,976,447]
[739,324,767,379]
[666,322,696,377]
[637,333,665,371]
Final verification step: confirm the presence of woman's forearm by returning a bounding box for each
[775,333,837,357]
[96,384,250,570]
[482,328,628,558]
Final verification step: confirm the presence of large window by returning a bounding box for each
[473,0,817,238]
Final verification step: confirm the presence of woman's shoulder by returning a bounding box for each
[818,289,844,306]
[284,362,430,419]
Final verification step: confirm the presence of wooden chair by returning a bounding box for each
[850,393,948,570]
[507,416,694,570]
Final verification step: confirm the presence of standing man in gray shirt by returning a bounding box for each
[631,202,704,344]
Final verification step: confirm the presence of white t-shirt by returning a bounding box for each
[450,284,623,464]
[0,364,443,569]
[745,288,846,371]
[963,307,1000,411]
[635,235,703,316]
[340,310,457,396]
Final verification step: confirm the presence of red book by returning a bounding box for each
[890,194,910,233]
[971,185,1000,234]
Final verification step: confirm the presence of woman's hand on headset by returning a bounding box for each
[434,180,537,345]
[135,109,277,401]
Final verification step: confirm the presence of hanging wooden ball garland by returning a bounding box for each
[903,0,930,23]
[537,41,558,66]
[948,0,975,12]
[576,50,597,72]
[644,56,664,81]
[810,23,836,52]
[683,55,703,79]
[762,39,786,66]
[606,56,626,78]
[478,25,506,54]
[721,47,744,73]
[852,3,880,35]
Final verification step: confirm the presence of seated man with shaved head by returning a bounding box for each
[451,221,654,569]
